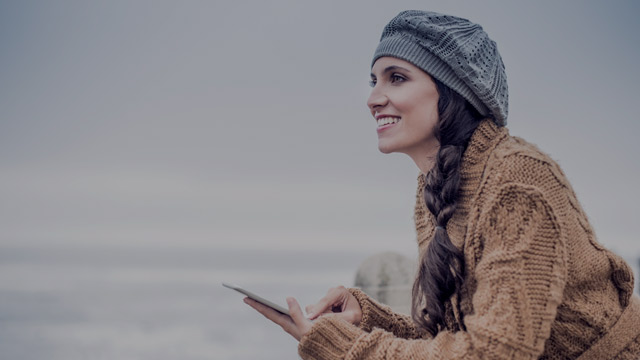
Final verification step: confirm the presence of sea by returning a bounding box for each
[0,245,364,360]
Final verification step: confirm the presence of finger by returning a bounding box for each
[308,308,333,320]
[306,288,343,319]
[287,297,312,339]
[339,309,358,324]
[305,306,331,319]
[286,297,306,326]
[307,286,348,320]
[244,297,293,327]
[244,297,308,338]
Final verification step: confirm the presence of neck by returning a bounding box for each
[407,144,439,174]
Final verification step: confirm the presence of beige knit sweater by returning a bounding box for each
[298,120,640,359]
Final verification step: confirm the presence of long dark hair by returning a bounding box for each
[411,78,485,336]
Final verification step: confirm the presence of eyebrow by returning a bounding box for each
[370,65,412,78]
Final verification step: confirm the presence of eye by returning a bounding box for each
[390,73,406,83]
[369,78,377,87]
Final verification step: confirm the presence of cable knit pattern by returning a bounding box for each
[298,120,640,360]
[348,288,430,340]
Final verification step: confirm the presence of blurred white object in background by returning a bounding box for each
[354,252,416,315]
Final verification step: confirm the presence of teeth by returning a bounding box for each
[377,117,400,127]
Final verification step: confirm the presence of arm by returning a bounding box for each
[348,287,430,340]
[298,184,568,360]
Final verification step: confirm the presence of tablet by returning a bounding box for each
[222,282,290,316]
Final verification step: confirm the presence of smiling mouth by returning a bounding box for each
[377,117,400,128]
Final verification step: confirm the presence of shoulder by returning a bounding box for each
[461,120,571,199]
[486,133,571,193]
[491,134,558,174]
[468,130,579,241]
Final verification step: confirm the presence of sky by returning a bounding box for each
[1,0,639,259]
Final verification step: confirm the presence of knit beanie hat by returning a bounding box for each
[373,10,509,125]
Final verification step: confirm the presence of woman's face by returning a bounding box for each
[367,57,440,157]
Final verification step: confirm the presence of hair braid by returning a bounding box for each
[411,78,485,336]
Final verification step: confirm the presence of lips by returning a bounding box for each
[376,116,400,133]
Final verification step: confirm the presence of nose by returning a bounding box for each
[367,85,388,113]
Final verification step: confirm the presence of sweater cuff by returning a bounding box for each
[348,287,393,332]
[298,315,364,360]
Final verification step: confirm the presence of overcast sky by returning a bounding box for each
[1,0,639,259]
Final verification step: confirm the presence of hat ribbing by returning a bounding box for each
[373,10,509,125]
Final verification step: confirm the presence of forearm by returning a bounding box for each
[348,288,428,340]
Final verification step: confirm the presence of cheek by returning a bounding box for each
[397,84,437,110]
[404,93,438,125]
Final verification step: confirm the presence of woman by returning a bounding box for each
[245,10,640,359]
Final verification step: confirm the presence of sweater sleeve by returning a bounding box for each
[298,184,568,360]
[348,288,430,340]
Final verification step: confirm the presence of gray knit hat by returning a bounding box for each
[373,10,509,125]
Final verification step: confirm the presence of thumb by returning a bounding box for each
[286,297,308,327]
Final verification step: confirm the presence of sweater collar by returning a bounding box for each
[457,119,509,220]
[461,120,507,178]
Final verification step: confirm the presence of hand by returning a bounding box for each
[244,296,312,341]
[305,286,362,325]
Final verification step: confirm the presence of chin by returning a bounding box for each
[377,142,395,154]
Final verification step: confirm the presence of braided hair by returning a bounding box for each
[411,78,485,336]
